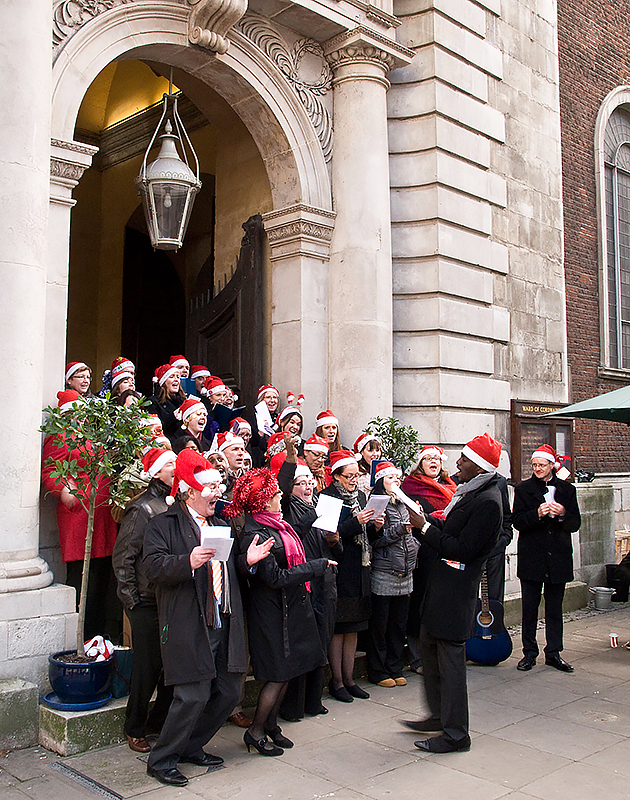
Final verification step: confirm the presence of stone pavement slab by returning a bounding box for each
[1,605,630,799]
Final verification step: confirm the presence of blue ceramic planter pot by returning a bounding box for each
[48,650,113,704]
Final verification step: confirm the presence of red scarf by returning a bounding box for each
[252,511,311,591]
[401,474,457,518]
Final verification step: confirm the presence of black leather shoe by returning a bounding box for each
[403,718,443,733]
[414,734,471,753]
[147,766,188,786]
[179,751,224,767]
[517,655,537,671]
[344,683,370,699]
[328,682,353,703]
[545,655,574,673]
[306,705,329,716]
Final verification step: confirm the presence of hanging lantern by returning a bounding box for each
[135,93,201,250]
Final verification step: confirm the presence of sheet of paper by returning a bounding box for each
[364,494,390,516]
[543,485,556,504]
[200,526,234,561]
[314,494,344,533]
[255,400,275,436]
[391,485,422,514]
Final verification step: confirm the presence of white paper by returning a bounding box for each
[200,526,234,562]
[543,485,556,504]
[314,494,344,533]
[364,494,390,516]
[391,485,423,515]
[255,400,275,436]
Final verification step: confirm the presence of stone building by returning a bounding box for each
[0,0,618,736]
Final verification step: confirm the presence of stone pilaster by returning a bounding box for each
[263,204,336,422]
[323,29,412,439]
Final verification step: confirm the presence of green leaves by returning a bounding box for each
[363,416,421,477]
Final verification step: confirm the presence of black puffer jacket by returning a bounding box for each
[112,478,171,609]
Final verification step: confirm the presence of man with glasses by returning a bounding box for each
[143,449,273,787]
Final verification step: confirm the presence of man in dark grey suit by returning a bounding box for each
[405,433,503,753]
[143,449,272,786]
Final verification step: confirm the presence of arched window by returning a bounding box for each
[604,108,630,368]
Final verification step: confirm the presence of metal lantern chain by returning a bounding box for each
[135,87,202,251]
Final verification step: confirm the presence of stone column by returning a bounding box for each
[324,29,412,439]
[0,0,53,593]
[263,204,336,424]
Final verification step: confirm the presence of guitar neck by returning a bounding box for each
[479,569,492,626]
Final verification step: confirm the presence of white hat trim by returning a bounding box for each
[461,444,497,473]
[147,451,176,478]
[375,465,401,481]
[354,434,376,455]
[219,435,244,452]
[294,465,313,481]
[210,383,228,395]
[171,358,189,367]
[191,368,210,379]
[60,400,83,414]
[158,366,179,386]
[420,447,447,462]
[111,371,133,387]
[304,441,328,454]
[195,468,222,486]
[531,449,556,464]
[180,400,206,422]
[317,415,338,427]
[332,456,356,471]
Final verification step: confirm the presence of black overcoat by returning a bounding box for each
[240,515,329,682]
[513,474,581,584]
[420,475,503,641]
[143,502,247,686]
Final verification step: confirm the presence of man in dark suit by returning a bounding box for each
[405,433,503,753]
[143,449,272,787]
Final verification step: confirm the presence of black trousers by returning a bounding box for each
[65,556,122,642]
[419,626,469,743]
[280,666,325,720]
[367,593,410,682]
[147,618,243,771]
[484,547,507,603]
[125,604,173,738]
[520,579,565,657]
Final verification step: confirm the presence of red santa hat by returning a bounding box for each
[142,447,176,479]
[285,390,305,407]
[142,414,163,430]
[531,444,562,469]
[353,433,381,458]
[213,430,245,453]
[461,433,501,472]
[191,365,211,380]
[257,384,279,402]
[111,370,134,388]
[166,449,222,506]
[303,434,329,454]
[269,452,287,476]
[418,445,447,463]
[277,406,304,426]
[225,468,279,517]
[330,450,357,473]
[316,410,338,428]
[373,460,401,483]
[169,354,189,369]
[204,376,229,397]
[111,357,135,377]
[57,390,84,414]
[266,432,287,458]
[174,397,207,424]
[231,417,251,435]
[153,364,179,387]
[65,362,89,382]
[294,462,313,481]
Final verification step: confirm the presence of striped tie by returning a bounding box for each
[211,559,222,603]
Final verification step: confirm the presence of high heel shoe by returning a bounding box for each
[264,725,294,748]
[243,730,284,756]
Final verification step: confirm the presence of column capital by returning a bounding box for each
[262,204,336,261]
[50,138,98,207]
[323,26,413,85]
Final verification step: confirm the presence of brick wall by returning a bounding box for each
[558,1,630,472]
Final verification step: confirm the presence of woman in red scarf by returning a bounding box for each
[400,446,456,673]
[231,469,337,756]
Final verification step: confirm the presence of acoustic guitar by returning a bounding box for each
[465,570,512,666]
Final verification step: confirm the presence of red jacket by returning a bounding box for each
[42,434,117,563]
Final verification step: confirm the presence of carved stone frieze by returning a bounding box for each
[187,0,247,55]
[50,159,89,182]
[53,0,133,52]
[266,220,333,243]
[236,14,333,162]
[324,26,414,76]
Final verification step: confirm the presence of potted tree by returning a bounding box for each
[41,393,153,706]
[363,416,421,476]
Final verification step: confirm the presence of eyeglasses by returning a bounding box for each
[294,480,315,488]
[306,452,326,461]
[340,472,359,481]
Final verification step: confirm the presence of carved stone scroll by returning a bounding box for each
[187,0,247,55]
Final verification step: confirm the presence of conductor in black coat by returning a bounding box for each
[513,445,581,673]
[406,433,503,753]
[142,450,273,787]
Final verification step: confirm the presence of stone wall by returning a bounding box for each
[389,0,567,451]
[557,1,630,472]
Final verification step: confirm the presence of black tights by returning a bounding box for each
[249,681,288,739]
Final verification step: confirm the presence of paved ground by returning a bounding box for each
[3,606,630,800]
